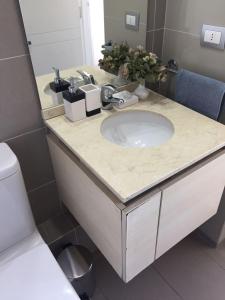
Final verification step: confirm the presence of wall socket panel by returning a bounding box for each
[201,24,225,50]
[125,11,140,31]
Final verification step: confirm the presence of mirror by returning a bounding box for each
[19,0,149,111]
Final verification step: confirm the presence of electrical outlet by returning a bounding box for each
[201,24,225,50]
[204,30,222,45]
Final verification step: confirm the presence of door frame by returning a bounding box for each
[80,0,105,66]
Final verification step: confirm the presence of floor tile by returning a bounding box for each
[154,236,225,300]
[193,236,225,270]
[92,287,107,300]
[94,255,181,300]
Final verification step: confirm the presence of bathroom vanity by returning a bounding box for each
[17,0,225,285]
[45,89,225,283]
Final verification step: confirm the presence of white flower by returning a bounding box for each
[137,45,144,51]
[143,56,150,62]
[149,52,157,59]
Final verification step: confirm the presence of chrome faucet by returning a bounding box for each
[52,67,61,84]
[76,70,95,85]
[101,85,124,110]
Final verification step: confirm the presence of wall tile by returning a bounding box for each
[165,0,225,35]
[0,0,28,59]
[104,17,147,48]
[28,181,61,224]
[147,0,156,31]
[146,31,154,52]
[0,55,43,141]
[49,230,77,257]
[162,1,225,245]
[0,1,61,225]
[38,212,78,244]
[7,128,55,191]
[146,0,166,59]
[155,0,166,29]
[104,0,148,25]
[162,29,225,82]
[153,29,164,58]
[76,226,97,253]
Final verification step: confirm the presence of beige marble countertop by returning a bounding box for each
[45,91,225,203]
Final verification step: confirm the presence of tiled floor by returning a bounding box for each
[38,214,225,299]
[92,234,225,300]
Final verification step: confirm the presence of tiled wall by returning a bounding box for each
[146,0,166,58]
[104,0,166,56]
[104,0,148,48]
[161,0,225,245]
[163,0,225,82]
[0,0,61,224]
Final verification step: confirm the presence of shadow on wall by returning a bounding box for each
[199,188,225,246]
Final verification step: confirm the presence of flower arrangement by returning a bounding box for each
[99,42,167,84]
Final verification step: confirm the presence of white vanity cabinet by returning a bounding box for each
[47,134,161,282]
[156,151,225,259]
[122,193,161,282]
[47,133,225,283]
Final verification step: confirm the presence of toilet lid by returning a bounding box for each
[0,143,19,180]
[0,242,80,300]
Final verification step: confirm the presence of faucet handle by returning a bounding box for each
[77,70,95,85]
[68,77,78,94]
[52,67,61,84]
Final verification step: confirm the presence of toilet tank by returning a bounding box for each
[0,143,35,253]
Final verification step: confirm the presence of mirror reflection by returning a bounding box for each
[19,0,164,111]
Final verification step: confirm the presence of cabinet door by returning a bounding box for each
[123,192,161,282]
[156,152,225,259]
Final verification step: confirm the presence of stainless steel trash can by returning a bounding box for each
[57,245,95,298]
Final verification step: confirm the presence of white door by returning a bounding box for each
[20,0,84,75]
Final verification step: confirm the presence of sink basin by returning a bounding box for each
[101,111,174,148]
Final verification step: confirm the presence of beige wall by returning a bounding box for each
[0,0,61,224]
[104,0,148,48]
[163,0,225,82]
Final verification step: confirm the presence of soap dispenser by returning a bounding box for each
[63,77,86,122]
[79,84,101,117]
[49,67,70,105]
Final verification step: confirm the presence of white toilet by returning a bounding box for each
[0,143,80,300]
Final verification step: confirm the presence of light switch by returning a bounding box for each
[126,15,131,25]
[130,15,136,26]
[204,30,222,45]
[125,12,140,31]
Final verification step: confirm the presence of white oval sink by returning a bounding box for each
[101,110,174,148]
